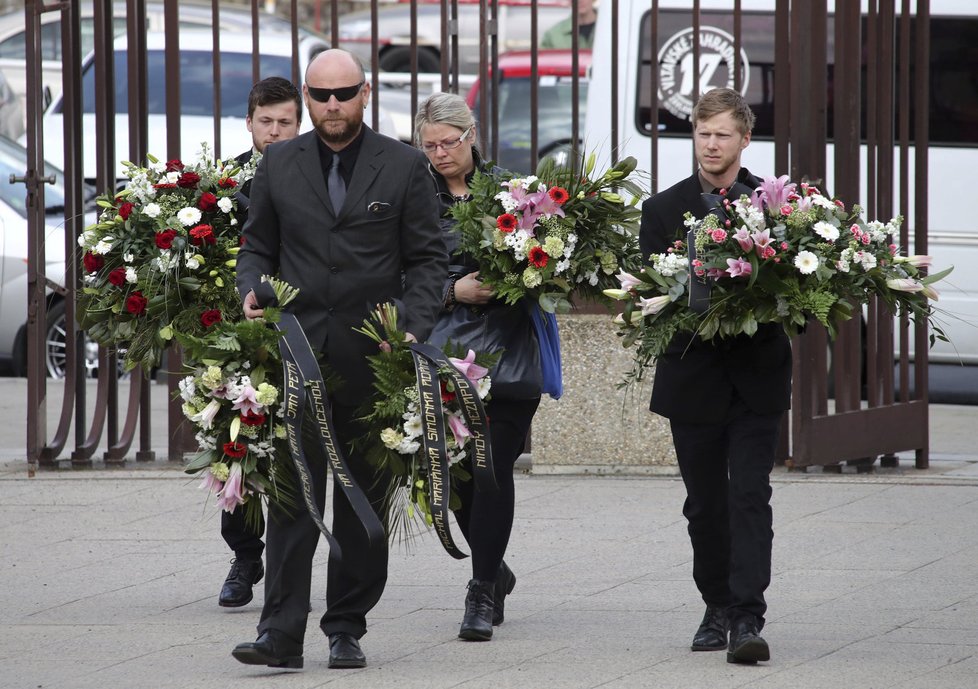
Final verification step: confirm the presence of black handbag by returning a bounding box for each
[427,300,542,400]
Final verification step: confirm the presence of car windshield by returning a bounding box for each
[0,138,66,218]
[73,49,293,118]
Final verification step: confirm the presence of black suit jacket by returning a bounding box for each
[638,169,792,424]
[236,127,448,406]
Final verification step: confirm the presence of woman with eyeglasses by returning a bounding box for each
[414,91,559,642]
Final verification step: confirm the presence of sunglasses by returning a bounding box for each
[307,81,365,103]
[420,126,473,153]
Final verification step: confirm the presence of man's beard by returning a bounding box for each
[313,111,363,144]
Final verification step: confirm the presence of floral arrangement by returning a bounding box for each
[352,303,497,540]
[77,143,257,371]
[450,154,645,313]
[606,175,951,379]
[179,278,299,529]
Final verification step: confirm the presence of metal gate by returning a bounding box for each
[19,0,932,471]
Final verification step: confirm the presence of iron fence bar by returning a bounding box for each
[489,0,499,165]
[877,0,896,407]
[609,0,619,166]
[290,0,300,87]
[212,0,223,159]
[370,0,380,131]
[409,0,418,139]
[570,0,579,167]
[897,0,912,407]
[440,0,450,91]
[529,2,538,168]
[477,0,489,156]
[648,0,658,192]
[733,0,742,92]
[450,0,460,91]
[251,0,260,84]
[773,0,788,174]
[690,0,700,173]
[913,0,930,468]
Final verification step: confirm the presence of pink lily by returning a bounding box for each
[755,175,796,212]
[231,384,262,415]
[733,228,754,252]
[528,188,566,219]
[639,295,671,316]
[751,229,774,257]
[895,254,933,268]
[216,462,248,513]
[616,269,644,291]
[446,413,472,449]
[191,399,222,430]
[449,349,489,383]
[200,468,224,495]
[886,278,924,292]
[726,257,753,278]
[922,285,940,301]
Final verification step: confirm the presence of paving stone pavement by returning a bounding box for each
[2,379,977,688]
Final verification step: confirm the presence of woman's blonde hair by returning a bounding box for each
[414,91,476,147]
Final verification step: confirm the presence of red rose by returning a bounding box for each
[223,441,248,459]
[528,245,549,268]
[107,267,127,287]
[198,192,218,211]
[83,251,104,273]
[200,309,222,327]
[155,228,178,249]
[548,186,569,205]
[165,159,184,172]
[497,213,518,232]
[240,410,266,426]
[218,177,237,189]
[176,171,201,188]
[125,291,148,315]
[118,201,134,220]
[189,224,216,246]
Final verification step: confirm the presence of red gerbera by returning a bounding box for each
[222,441,248,459]
[189,224,216,246]
[240,410,266,427]
[107,267,127,287]
[82,251,104,273]
[125,291,148,316]
[200,309,222,327]
[197,192,218,211]
[528,245,549,268]
[497,213,518,232]
[548,186,570,205]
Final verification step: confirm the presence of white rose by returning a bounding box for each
[143,202,161,218]
[218,197,234,213]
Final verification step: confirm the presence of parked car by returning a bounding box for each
[37,30,397,185]
[0,1,323,115]
[466,49,589,174]
[0,135,96,378]
[338,0,571,74]
[0,67,22,140]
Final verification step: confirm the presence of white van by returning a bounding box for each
[585,0,978,365]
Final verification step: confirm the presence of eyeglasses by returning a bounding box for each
[421,126,472,153]
[307,81,365,103]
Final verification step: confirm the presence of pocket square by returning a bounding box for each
[367,201,391,213]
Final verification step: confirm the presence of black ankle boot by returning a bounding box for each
[458,579,494,641]
[492,561,516,625]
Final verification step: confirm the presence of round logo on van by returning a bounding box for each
[657,26,750,121]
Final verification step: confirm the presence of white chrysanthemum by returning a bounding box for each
[494,190,517,213]
[854,251,877,271]
[380,428,403,450]
[177,207,202,226]
[812,221,840,242]
[178,375,197,402]
[143,202,161,218]
[396,438,421,455]
[794,250,819,275]
[503,230,529,260]
[555,258,570,274]
[218,196,234,213]
[195,431,217,451]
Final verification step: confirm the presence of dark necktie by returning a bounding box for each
[328,155,346,213]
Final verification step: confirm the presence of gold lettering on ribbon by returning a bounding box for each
[308,380,354,489]
[455,380,488,470]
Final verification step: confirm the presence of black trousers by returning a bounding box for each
[452,396,540,582]
[221,506,264,562]
[669,400,782,628]
[257,404,390,644]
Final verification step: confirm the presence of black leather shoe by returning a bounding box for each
[492,561,516,626]
[219,558,264,607]
[727,617,770,664]
[691,605,728,651]
[232,630,303,669]
[459,579,494,641]
[328,633,366,669]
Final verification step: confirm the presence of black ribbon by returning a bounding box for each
[407,342,495,559]
[253,281,386,560]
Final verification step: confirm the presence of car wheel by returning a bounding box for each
[379,46,441,73]
[44,300,127,380]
